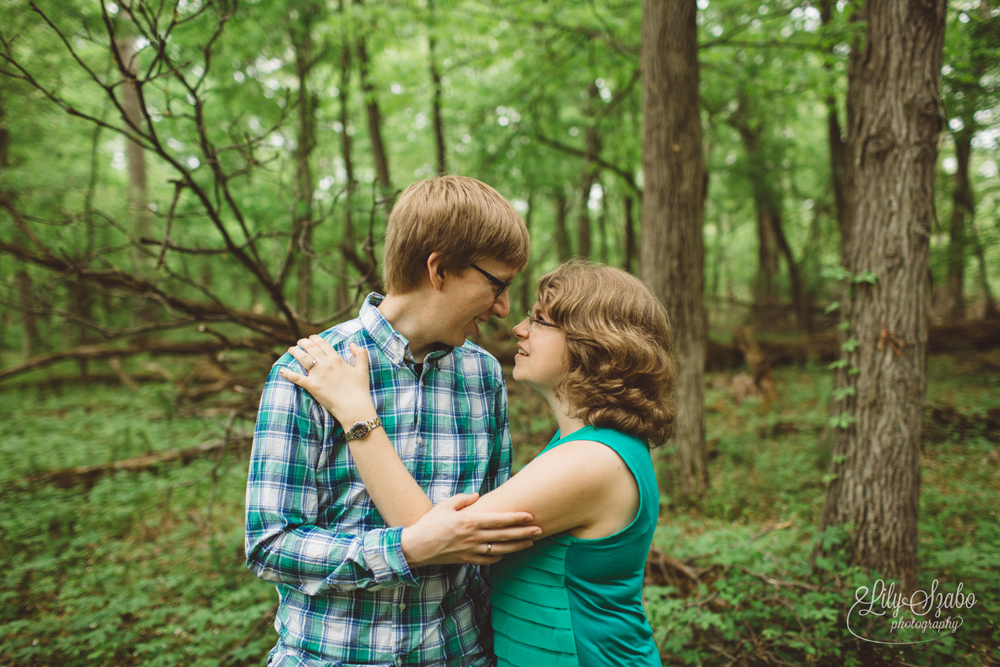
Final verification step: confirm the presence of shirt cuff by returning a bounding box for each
[362,526,419,588]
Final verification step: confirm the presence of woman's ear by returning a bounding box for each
[426,251,447,291]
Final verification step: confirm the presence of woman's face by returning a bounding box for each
[511,303,570,397]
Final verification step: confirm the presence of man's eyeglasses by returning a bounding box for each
[526,311,559,332]
[471,264,512,301]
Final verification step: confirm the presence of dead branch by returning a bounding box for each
[25,435,253,491]
[0,238,290,337]
[0,338,276,383]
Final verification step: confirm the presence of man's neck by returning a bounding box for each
[377,292,443,363]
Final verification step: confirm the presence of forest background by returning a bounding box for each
[0,0,998,665]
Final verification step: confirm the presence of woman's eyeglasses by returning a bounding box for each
[526,311,559,332]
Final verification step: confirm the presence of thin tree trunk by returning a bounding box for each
[969,217,998,318]
[818,0,946,594]
[291,4,321,318]
[623,195,636,274]
[554,190,572,260]
[820,0,849,244]
[116,36,152,276]
[16,271,37,358]
[729,100,808,330]
[577,83,602,259]
[768,206,810,332]
[641,0,709,497]
[354,1,391,192]
[944,128,972,321]
[428,0,447,176]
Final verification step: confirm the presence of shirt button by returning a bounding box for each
[399,602,407,611]
[416,436,423,444]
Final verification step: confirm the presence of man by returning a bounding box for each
[246,176,538,667]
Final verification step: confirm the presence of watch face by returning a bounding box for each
[350,423,369,439]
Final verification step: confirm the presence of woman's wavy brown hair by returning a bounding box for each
[537,260,676,445]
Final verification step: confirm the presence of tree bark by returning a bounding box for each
[354,1,391,192]
[729,100,808,330]
[818,0,946,594]
[428,0,447,176]
[819,0,849,244]
[577,83,602,259]
[115,36,152,277]
[944,128,972,321]
[290,3,321,318]
[623,195,636,274]
[641,0,709,497]
[553,190,572,260]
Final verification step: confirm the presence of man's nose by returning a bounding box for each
[490,290,511,319]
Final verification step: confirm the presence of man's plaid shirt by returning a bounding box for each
[246,293,512,667]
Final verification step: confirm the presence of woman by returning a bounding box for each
[281,260,675,667]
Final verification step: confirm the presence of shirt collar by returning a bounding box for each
[359,293,455,368]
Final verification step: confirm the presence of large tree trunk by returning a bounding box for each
[641,0,709,497]
[818,0,946,594]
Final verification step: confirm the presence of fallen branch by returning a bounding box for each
[0,338,278,383]
[25,436,253,491]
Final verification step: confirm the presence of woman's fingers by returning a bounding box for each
[348,343,369,373]
[285,344,315,371]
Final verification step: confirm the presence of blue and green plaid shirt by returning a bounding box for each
[246,293,512,667]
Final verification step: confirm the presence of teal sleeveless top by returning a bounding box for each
[489,426,660,667]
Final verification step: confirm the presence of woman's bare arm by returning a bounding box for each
[282,338,636,546]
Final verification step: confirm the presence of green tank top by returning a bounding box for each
[489,426,660,667]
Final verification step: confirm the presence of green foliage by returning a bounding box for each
[648,356,1000,666]
[0,373,274,666]
[0,352,998,666]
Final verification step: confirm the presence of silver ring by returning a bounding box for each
[486,543,493,556]
[308,358,317,370]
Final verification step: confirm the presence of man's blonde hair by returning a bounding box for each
[537,260,677,445]
[382,176,530,294]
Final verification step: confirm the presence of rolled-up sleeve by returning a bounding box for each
[245,364,418,594]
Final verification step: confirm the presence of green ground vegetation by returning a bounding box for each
[0,350,997,666]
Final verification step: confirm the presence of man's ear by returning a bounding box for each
[426,251,448,291]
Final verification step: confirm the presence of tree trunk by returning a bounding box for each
[291,4,321,318]
[16,270,38,358]
[577,83,602,260]
[554,190,572,260]
[818,0,946,594]
[354,1,391,192]
[641,0,709,497]
[969,218,997,318]
[116,36,152,276]
[428,0,447,176]
[944,128,972,321]
[819,0,849,244]
[728,104,786,329]
[623,195,636,274]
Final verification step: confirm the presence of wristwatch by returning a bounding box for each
[345,417,382,441]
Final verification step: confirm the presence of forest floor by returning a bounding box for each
[0,349,997,666]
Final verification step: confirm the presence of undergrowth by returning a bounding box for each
[0,351,997,666]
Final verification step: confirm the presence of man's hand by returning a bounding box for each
[400,494,541,567]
